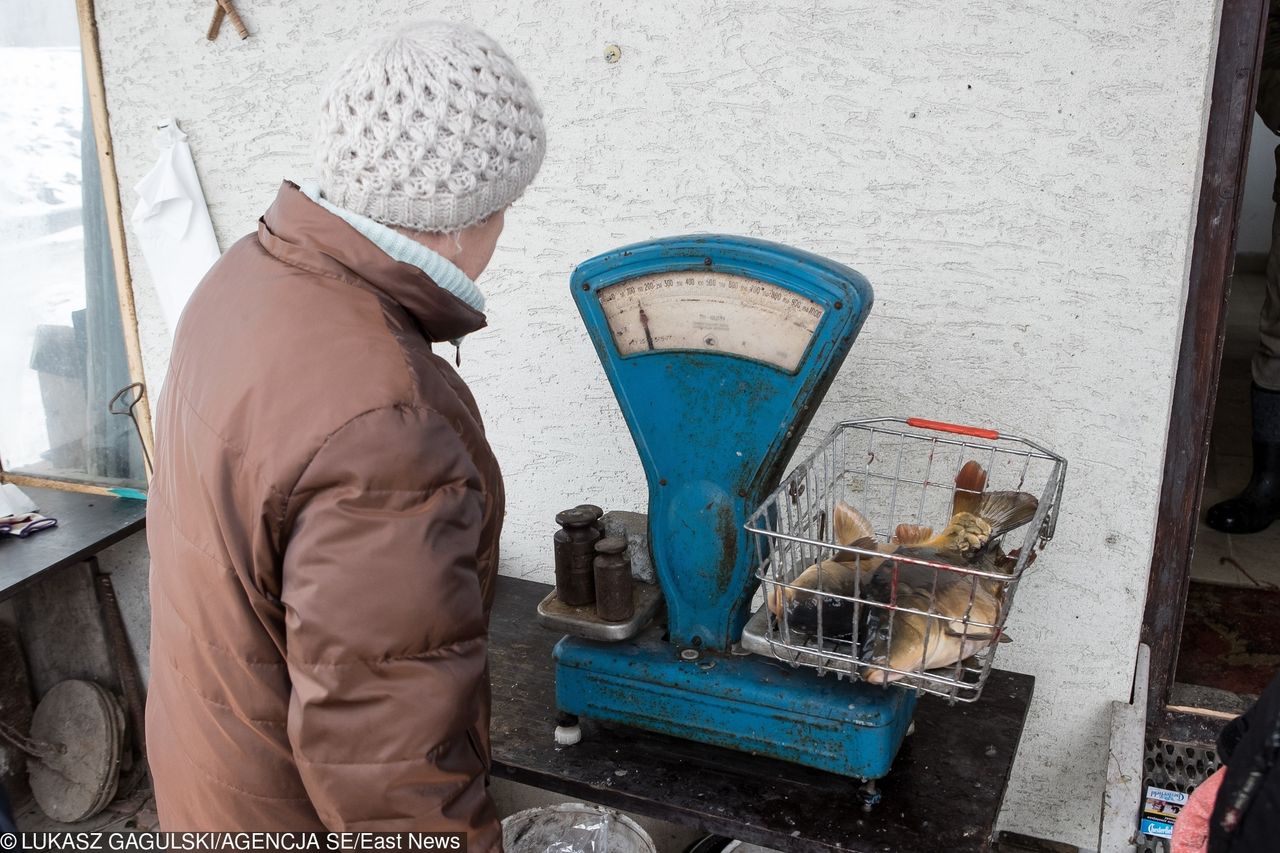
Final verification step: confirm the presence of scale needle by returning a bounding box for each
[639,305,655,350]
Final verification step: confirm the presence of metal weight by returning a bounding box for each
[593,537,634,622]
[575,504,606,538]
[554,509,598,606]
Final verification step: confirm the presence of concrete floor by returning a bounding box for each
[1194,272,1280,590]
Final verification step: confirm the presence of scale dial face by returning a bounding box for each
[597,271,824,372]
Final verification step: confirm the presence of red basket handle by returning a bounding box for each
[906,417,1000,440]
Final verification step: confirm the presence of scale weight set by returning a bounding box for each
[537,235,1065,791]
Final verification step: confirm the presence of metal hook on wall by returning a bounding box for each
[108,382,153,479]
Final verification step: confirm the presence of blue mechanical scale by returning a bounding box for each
[555,235,917,779]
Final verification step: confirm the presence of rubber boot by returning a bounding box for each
[1206,384,1280,533]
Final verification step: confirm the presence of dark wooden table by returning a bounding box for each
[489,577,1035,852]
[0,486,147,600]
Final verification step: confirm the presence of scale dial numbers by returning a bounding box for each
[597,271,824,372]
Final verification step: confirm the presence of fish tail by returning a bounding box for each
[892,523,934,545]
[953,461,988,516]
[832,536,889,569]
[976,491,1039,539]
[833,501,875,547]
[841,535,880,554]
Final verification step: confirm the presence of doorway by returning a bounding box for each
[1143,0,1276,727]
[1175,247,1280,708]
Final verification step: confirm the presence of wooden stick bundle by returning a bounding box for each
[207,4,225,40]
[207,1,249,41]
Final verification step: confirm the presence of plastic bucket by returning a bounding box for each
[502,803,657,853]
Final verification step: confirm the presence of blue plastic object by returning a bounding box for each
[109,488,147,501]
[559,235,914,779]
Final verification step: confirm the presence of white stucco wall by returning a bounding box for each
[92,1,1222,846]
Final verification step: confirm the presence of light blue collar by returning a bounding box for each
[298,181,485,315]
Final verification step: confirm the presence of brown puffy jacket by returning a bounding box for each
[145,182,504,846]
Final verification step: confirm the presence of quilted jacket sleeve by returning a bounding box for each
[279,404,499,848]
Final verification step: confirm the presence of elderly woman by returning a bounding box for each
[144,23,544,847]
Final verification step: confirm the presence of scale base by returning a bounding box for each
[536,581,664,642]
[553,629,918,780]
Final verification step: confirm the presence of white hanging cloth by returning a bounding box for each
[131,119,221,340]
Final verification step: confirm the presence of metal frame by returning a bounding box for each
[1142,0,1269,726]
[78,0,154,474]
[743,417,1065,702]
[0,0,154,496]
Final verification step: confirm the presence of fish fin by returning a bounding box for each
[833,536,883,565]
[833,501,875,547]
[976,491,1039,539]
[893,524,934,546]
[943,624,1002,641]
[766,580,784,617]
[994,547,1038,574]
[863,667,903,686]
[952,461,988,517]
[938,610,1013,644]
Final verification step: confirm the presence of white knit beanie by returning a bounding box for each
[316,21,545,233]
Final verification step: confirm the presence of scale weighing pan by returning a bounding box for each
[553,235,917,780]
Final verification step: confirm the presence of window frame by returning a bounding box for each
[0,0,154,497]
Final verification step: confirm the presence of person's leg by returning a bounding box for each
[1206,59,1280,534]
[1205,158,1280,534]
[1256,172,1280,396]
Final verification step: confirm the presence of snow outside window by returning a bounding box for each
[0,0,146,488]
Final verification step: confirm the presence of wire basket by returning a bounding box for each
[743,417,1066,702]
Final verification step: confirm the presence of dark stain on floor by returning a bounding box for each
[1176,580,1280,696]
